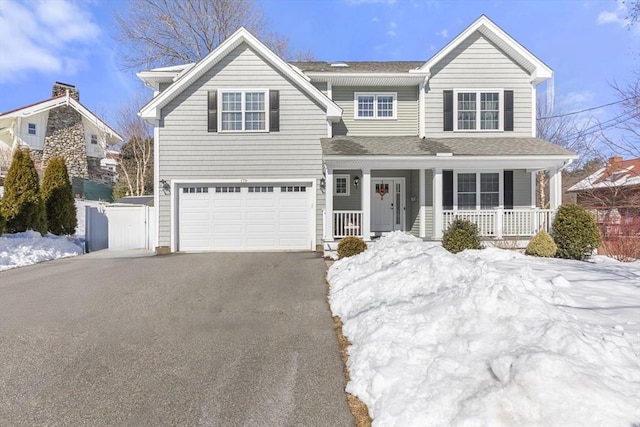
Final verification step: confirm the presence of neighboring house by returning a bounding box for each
[100,149,120,183]
[567,156,640,235]
[0,82,122,180]
[138,15,576,253]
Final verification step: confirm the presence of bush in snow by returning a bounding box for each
[337,236,368,258]
[552,204,600,260]
[442,218,482,254]
[42,157,77,235]
[0,148,46,234]
[525,229,557,258]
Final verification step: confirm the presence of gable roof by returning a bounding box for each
[0,94,122,141]
[568,157,640,192]
[139,28,342,122]
[419,15,552,85]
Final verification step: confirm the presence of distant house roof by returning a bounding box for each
[568,157,640,192]
[321,136,577,157]
[113,196,154,206]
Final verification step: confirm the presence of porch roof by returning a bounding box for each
[321,136,576,157]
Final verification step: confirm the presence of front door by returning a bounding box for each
[371,179,405,232]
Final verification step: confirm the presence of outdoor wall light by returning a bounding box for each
[353,176,360,188]
[159,179,171,195]
[320,177,326,189]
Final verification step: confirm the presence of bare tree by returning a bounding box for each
[600,77,640,159]
[113,95,154,198]
[115,0,289,70]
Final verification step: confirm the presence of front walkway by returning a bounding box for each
[0,252,352,426]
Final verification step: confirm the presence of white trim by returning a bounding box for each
[362,168,371,240]
[453,170,503,211]
[154,122,161,251]
[419,15,552,85]
[139,27,342,122]
[453,89,503,132]
[354,92,397,120]
[218,89,269,133]
[334,174,350,196]
[531,84,537,137]
[418,78,426,138]
[433,168,443,239]
[325,168,334,242]
[419,169,426,238]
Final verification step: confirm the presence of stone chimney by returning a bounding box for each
[52,81,80,102]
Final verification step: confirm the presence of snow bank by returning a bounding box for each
[0,231,83,271]
[328,232,640,426]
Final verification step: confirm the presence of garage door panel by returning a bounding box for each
[179,183,311,251]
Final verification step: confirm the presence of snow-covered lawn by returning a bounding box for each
[328,232,640,426]
[0,199,103,271]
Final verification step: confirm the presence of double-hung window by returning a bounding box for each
[455,172,501,210]
[355,93,396,119]
[334,174,350,196]
[220,90,266,131]
[455,90,501,131]
[27,123,36,135]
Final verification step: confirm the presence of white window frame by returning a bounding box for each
[354,92,397,120]
[453,171,503,210]
[334,174,350,196]
[90,134,98,145]
[218,89,269,133]
[27,123,37,135]
[453,89,503,131]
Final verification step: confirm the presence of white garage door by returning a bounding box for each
[178,183,311,251]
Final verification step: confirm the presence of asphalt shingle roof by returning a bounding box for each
[289,61,425,73]
[321,136,576,157]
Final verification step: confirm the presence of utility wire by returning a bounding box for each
[536,97,635,120]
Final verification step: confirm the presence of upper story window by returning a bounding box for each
[455,90,501,131]
[355,93,396,120]
[335,174,350,196]
[27,123,36,135]
[90,134,98,144]
[220,90,266,132]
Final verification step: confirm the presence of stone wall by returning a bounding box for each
[43,104,88,178]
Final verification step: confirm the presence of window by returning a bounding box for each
[355,93,396,119]
[248,186,273,193]
[90,134,98,145]
[27,123,36,135]
[215,186,241,193]
[183,187,209,193]
[455,172,501,210]
[335,174,350,196]
[455,90,501,131]
[281,186,306,193]
[220,90,266,131]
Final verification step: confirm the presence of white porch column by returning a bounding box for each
[419,169,426,238]
[362,168,371,241]
[432,168,443,239]
[324,168,334,241]
[530,171,537,208]
[549,167,562,210]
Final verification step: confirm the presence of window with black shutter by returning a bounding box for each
[207,90,217,132]
[443,90,453,131]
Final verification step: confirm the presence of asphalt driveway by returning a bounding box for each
[0,252,352,426]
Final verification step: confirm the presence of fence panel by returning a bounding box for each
[85,205,108,252]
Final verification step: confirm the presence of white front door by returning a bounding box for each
[371,178,404,232]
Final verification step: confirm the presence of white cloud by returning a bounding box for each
[371,16,379,22]
[436,29,448,38]
[387,21,397,37]
[597,0,640,34]
[0,0,101,83]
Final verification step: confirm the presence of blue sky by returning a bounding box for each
[0,0,638,141]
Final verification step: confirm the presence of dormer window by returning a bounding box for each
[91,134,98,144]
[28,123,36,135]
[355,93,396,120]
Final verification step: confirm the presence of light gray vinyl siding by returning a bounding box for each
[332,86,418,136]
[312,82,327,95]
[425,32,533,137]
[333,170,362,210]
[513,169,532,208]
[157,44,327,247]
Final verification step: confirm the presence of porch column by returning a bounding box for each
[324,168,334,241]
[419,169,426,238]
[549,167,562,210]
[433,168,443,239]
[362,168,371,241]
[530,171,537,208]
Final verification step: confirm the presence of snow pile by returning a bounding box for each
[328,232,640,426]
[0,231,83,271]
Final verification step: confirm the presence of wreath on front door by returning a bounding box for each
[377,183,387,200]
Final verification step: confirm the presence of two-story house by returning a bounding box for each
[0,82,122,180]
[138,15,576,253]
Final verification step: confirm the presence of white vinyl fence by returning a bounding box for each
[85,204,156,252]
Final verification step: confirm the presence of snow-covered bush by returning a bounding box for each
[442,218,482,254]
[526,229,557,257]
[552,204,600,260]
[337,236,367,258]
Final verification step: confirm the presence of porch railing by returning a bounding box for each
[334,210,363,238]
[443,209,555,237]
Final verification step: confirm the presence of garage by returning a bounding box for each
[178,183,312,251]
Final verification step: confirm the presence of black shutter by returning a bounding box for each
[443,90,453,131]
[207,91,217,132]
[504,170,514,209]
[504,90,514,132]
[443,170,454,210]
[269,90,280,132]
